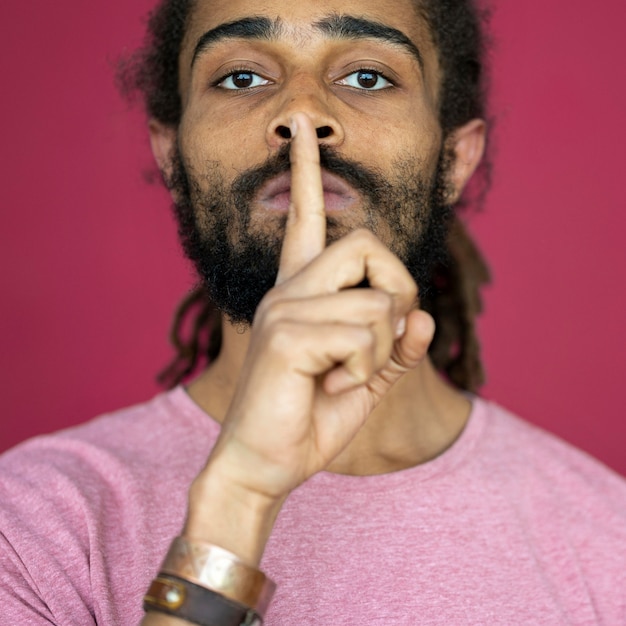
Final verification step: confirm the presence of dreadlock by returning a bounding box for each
[120,0,492,392]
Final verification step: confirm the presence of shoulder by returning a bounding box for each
[0,387,218,536]
[1,387,216,484]
[0,388,218,624]
[471,397,626,554]
[473,396,626,501]
[461,398,626,616]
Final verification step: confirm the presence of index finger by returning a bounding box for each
[275,113,327,284]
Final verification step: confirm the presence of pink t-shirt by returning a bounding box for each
[1,388,625,624]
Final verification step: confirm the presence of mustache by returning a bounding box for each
[231,142,389,206]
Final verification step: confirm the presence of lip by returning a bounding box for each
[257,170,358,213]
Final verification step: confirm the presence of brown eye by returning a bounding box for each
[232,72,254,88]
[218,71,270,90]
[357,71,379,88]
[338,69,392,91]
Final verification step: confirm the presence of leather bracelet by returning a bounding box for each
[160,537,276,618]
[144,574,261,626]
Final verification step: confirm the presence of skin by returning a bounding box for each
[144,0,485,622]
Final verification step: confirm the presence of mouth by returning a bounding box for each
[257,170,358,213]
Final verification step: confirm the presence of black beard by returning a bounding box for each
[167,143,453,325]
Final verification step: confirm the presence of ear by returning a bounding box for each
[445,118,486,204]
[148,118,178,184]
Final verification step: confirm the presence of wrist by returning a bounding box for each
[184,458,285,566]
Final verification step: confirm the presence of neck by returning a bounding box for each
[187,317,472,476]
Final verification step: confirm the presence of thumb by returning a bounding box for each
[362,309,435,405]
[387,309,436,379]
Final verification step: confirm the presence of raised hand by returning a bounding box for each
[184,113,435,564]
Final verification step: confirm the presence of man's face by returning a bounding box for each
[166,0,451,323]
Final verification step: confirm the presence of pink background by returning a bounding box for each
[1,1,625,475]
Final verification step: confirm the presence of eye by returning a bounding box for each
[337,69,393,91]
[216,70,270,90]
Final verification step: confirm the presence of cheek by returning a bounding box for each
[365,121,442,180]
[405,112,443,174]
[179,105,270,175]
[345,96,442,170]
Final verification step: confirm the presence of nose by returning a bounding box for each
[266,78,345,150]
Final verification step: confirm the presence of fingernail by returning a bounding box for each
[289,116,298,137]
[395,317,407,339]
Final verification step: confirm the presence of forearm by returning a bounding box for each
[142,457,284,626]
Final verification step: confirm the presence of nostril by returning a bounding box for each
[316,126,332,139]
[276,125,291,139]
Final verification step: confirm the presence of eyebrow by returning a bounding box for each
[316,15,424,71]
[192,17,280,67]
[191,14,424,71]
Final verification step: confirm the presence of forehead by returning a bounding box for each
[181,0,434,63]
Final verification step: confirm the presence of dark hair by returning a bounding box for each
[120,0,492,392]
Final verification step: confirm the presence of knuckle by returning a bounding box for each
[368,289,394,317]
[404,281,419,307]
[264,319,297,355]
[348,228,379,246]
[254,287,289,326]
[393,273,418,309]
[352,325,376,352]
[260,297,292,327]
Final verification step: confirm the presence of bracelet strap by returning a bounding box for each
[144,574,261,626]
[161,537,276,618]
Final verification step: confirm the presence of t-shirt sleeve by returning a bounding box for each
[0,390,209,624]
[1,530,96,625]
[0,442,99,625]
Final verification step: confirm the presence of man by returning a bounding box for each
[1,0,625,624]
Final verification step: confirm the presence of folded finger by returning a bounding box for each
[275,228,419,321]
